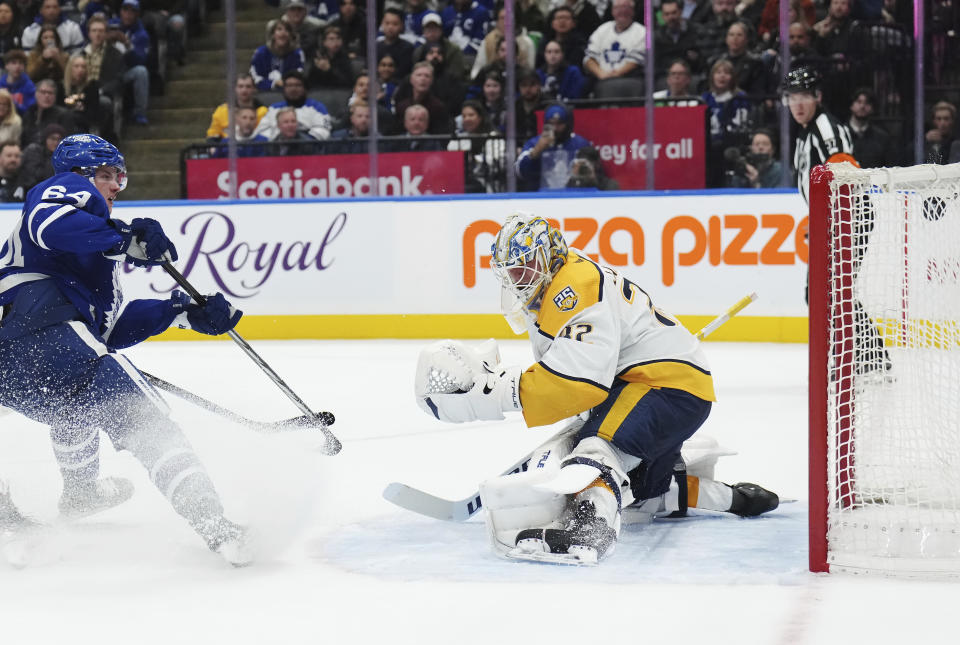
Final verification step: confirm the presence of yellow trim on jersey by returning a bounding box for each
[519,363,608,428]
[597,382,652,442]
[619,361,717,402]
[536,252,603,337]
[687,475,700,507]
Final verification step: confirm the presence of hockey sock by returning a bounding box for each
[50,425,101,486]
[118,424,226,530]
[689,477,734,512]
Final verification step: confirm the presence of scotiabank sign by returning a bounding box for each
[553,105,706,190]
[185,151,465,199]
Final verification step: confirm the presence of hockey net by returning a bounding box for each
[809,162,960,575]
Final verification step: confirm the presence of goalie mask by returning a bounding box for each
[490,213,568,334]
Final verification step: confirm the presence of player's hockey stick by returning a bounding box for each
[161,261,342,455]
[141,370,338,438]
[383,292,760,521]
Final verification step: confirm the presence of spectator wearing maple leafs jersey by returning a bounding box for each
[441,0,492,58]
[582,0,646,98]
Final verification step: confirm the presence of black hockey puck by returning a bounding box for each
[922,196,947,221]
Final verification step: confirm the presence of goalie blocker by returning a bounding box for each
[415,213,779,565]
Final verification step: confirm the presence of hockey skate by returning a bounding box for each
[194,516,254,567]
[1,481,45,568]
[728,482,779,517]
[0,480,26,530]
[58,477,135,519]
[510,500,618,566]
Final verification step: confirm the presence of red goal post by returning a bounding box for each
[809,161,960,575]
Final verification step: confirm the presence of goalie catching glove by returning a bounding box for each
[415,339,523,423]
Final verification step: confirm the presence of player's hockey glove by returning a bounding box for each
[169,290,243,336]
[107,217,178,267]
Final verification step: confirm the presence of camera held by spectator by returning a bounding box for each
[724,145,748,183]
[566,146,619,191]
[724,129,783,188]
[567,156,599,189]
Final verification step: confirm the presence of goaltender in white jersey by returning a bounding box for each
[415,212,779,565]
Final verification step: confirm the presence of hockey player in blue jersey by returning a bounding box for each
[0,134,252,565]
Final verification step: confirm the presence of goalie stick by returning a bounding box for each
[382,292,760,521]
[162,261,341,455]
[383,452,536,522]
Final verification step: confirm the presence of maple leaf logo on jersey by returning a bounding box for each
[553,286,578,312]
[604,41,626,65]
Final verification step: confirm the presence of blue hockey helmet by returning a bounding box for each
[52,134,127,190]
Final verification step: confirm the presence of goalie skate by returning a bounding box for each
[728,482,779,517]
[508,530,600,567]
[507,500,616,567]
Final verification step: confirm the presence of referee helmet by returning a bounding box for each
[781,66,821,95]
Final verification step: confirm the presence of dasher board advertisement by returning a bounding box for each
[0,191,808,341]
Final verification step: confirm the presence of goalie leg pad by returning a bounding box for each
[502,436,629,564]
[481,422,581,557]
[481,466,568,557]
[677,434,737,481]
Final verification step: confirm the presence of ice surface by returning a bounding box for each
[2,340,958,644]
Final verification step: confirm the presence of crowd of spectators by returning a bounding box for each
[0,0,205,201]
[0,0,948,201]
[202,0,957,193]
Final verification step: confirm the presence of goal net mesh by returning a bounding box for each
[825,163,960,574]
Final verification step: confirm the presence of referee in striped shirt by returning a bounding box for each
[784,66,856,203]
[785,66,891,376]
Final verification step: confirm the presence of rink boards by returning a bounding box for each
[0,190,810,341]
